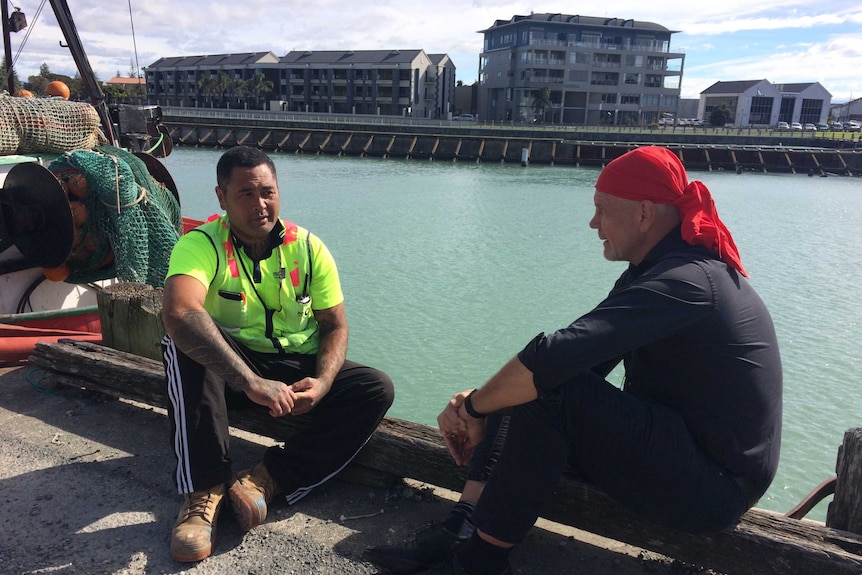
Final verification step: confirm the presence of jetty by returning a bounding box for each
[161,107,862,176]
[22,283,862,575]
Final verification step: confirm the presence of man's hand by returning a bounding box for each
[289,376,332,415]
[245,376,297,417]
[438,390,485,466]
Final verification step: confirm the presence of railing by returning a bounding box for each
[159,107,862,143]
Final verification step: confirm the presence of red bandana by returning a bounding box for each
[595,146,747,278]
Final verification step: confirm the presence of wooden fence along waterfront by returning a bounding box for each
[160,111,862,176]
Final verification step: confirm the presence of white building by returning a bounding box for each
[699,80,831,126]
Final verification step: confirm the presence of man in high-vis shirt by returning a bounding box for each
[161,145,394,563]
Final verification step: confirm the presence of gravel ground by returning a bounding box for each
[0,364,720,575]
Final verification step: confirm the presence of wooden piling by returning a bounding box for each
[828,427,862,534]
[96,282,165,361]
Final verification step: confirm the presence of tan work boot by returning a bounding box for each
[228,464,280,532]
[170,484,225,562]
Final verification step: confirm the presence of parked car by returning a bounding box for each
[452,114,475,121]
[831,122,844,131]
[777,121,790,130]
[816,123,829,131]
[803,123,817,131]
[845,120,861,132]
[790,122,803,131]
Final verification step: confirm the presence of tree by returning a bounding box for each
[0,58,21,92]
[214,71,232,107]
[531,87,552,123]
[709,104,732,127]
[243,72,273,110]
[25,74,48,94]
[198,75,217,107]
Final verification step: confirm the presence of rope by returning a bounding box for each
[26,368,58,395]
[99,185,148,210]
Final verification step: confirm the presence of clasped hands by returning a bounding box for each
[438,390,487,466]
[245,375,330,417]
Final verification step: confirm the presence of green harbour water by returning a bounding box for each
[161,146,862,522]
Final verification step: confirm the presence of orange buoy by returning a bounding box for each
[69,200,88,227]
[43,264,71,282]
[65,172,91,199]
[14,89,34,98]
[45,81,70,99]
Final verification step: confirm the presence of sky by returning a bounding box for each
[6,0,862,102]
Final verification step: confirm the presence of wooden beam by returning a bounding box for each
[27,340,862,575]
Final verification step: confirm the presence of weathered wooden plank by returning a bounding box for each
[27,340,862,575]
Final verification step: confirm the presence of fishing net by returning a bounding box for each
[47,145,182,287]
[0,92,102,154]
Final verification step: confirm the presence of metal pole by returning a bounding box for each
[1,2,15,94]
[48,0,117,145]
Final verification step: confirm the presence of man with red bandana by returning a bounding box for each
[369,146,782,575]
[160,146,394,563]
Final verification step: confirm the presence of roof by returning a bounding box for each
[701,80,768,94]
[280,49,426,65]
[106,77,144,86]
[772,82,816,93]
[480,13,674,34]
[146,52,279,69]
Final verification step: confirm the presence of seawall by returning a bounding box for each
[161,109,862,176]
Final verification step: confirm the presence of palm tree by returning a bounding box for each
[197,75,217,107]
[244,72,274,110]
[214,71,232,107]
[531,88,552,123]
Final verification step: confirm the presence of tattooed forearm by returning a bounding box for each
[169,310,256,392]
[314,318,347,388]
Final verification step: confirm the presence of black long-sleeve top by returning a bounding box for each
[518,228,782,492]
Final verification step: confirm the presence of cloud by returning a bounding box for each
[6,1,860,102]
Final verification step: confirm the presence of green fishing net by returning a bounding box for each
[48,145,182,287]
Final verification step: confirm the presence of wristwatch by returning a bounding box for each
[463,389,487,419]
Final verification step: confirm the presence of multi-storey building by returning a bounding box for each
[145,52,281,109]
[477,13,684,125]
[144,49,456,119]
[278,50,454,118]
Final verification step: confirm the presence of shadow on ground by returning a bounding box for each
[0,366,706,574]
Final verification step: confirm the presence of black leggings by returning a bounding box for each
[471,371,750,542]
[163,336,394,505]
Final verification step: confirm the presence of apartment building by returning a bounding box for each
[278,49,455,118]
[699,80,831,126]
[477,13,684,125]
[144,49,456,119]
[145,52,281,109]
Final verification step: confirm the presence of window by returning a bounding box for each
[749,96,774,125]
[644,74,662,88]
[799,98,824,124]
[641,94,659,106]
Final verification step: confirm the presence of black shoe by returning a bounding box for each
[418,556,512,575]
[364,519,474,574]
